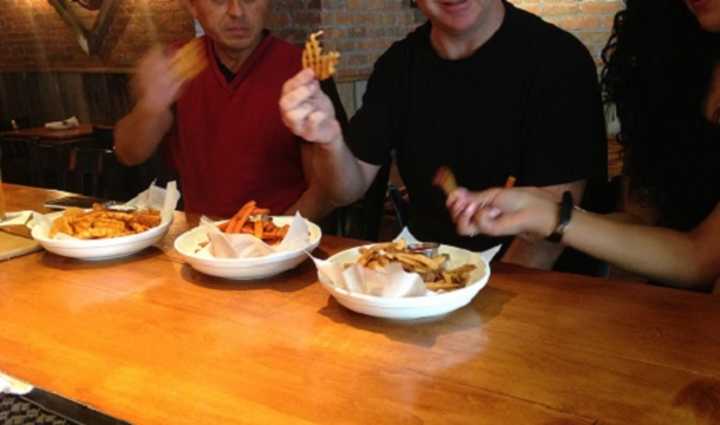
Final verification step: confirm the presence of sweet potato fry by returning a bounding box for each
[254,220,264,239]
[227,201,256,233]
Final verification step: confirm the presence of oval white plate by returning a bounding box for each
[31,211,172,261]
[174,216,321,280]
[320,244,491,320]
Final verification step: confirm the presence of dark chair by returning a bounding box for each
[91,125,115,150]
[330,161,410,241]
[67,147,129,201]
[28,142,72,190]
[0,137,34,185]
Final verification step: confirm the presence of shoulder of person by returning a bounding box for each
[511,6,595,70]
[371,22,428,71]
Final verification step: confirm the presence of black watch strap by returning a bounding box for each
[546,191,573,243]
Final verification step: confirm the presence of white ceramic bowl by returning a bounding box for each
[319,244,491,320]
[174,216,321,280]
[31,211,172,261]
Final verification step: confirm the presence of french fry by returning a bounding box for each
[347,240,478,292]
[302,31,340,81]
[48,205,161,239]
[227,201,256,233]
[170,38,208,82]
[221,201,292,245]
[433,166,458,196]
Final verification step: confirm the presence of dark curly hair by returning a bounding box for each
[601,0,720,231]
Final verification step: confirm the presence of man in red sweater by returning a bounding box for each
[115,0,346,219]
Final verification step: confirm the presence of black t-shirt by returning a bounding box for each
[346,2,607,251]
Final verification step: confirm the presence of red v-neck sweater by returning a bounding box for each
[164,35,306,217]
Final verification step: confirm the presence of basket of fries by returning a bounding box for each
[30,182,180,260]
[174,201,322,280]
[312,230,499,320]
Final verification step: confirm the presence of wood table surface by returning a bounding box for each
[1,184,718,425]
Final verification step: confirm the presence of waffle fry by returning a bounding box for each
[219,201,288,245]
[49,204,161,239]
[170,38,208,82]
[433,166,458,195]
[353,240,477,292]
[302,31,340,80]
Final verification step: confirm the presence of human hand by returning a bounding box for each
[279,68,342,145]
[447,187,559,239]
[132,46,184,115]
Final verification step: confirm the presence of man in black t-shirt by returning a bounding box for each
[279,0,607,269]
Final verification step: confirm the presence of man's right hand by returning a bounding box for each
[279,68,342,146]
[132,46,184,115]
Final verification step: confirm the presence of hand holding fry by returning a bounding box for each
[279,68,341,145]
[447,187,559,238]
[132,40,206,116]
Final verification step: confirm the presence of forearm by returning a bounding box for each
[312,139,371,207]
[501,237,565,270]
[564,211,718,288]
[114,105,173,166]
[284,184,335,222]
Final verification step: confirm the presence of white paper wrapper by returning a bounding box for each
[44,115,79,130]
[34,181,180,240]
[197,212,311,259]
[312,228,501,298]
[0,372,33,395]
[0,211,34,227]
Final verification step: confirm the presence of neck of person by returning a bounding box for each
[430,1,505,60]
[213,33,264,74]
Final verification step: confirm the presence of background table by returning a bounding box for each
[1,184,718,425]
[0,124,95,145]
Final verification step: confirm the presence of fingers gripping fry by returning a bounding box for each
[302,31,340,81]
[170,38,208,82]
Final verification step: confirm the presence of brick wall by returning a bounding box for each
[0,0,622,76]
[0,0,194,71]
[511,0,623,64]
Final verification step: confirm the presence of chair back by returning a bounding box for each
[67,147,122,199]
[29,143,71,190]
[0,137,34,185]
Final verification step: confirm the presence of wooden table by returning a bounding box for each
[1,184,718,425]
[0,124,95,145]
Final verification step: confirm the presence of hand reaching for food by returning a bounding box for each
[447,187,559,239]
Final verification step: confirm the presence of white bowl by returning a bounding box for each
[319,244,491,320]
[174,216,321,280]
[31,211,172,261]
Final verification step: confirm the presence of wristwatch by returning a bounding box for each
[546,191,573,243]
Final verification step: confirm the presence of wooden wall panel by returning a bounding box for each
[0,72,130,127]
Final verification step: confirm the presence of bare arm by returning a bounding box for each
[501,180,586,270]
[449,188,720,289]
[283,142,340,221]
[561,203,720,288]
[114,47,182,166]
[279,68,379,207]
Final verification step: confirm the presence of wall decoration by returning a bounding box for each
[47,0,119,55]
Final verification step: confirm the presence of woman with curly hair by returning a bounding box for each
[446,0,720,291]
